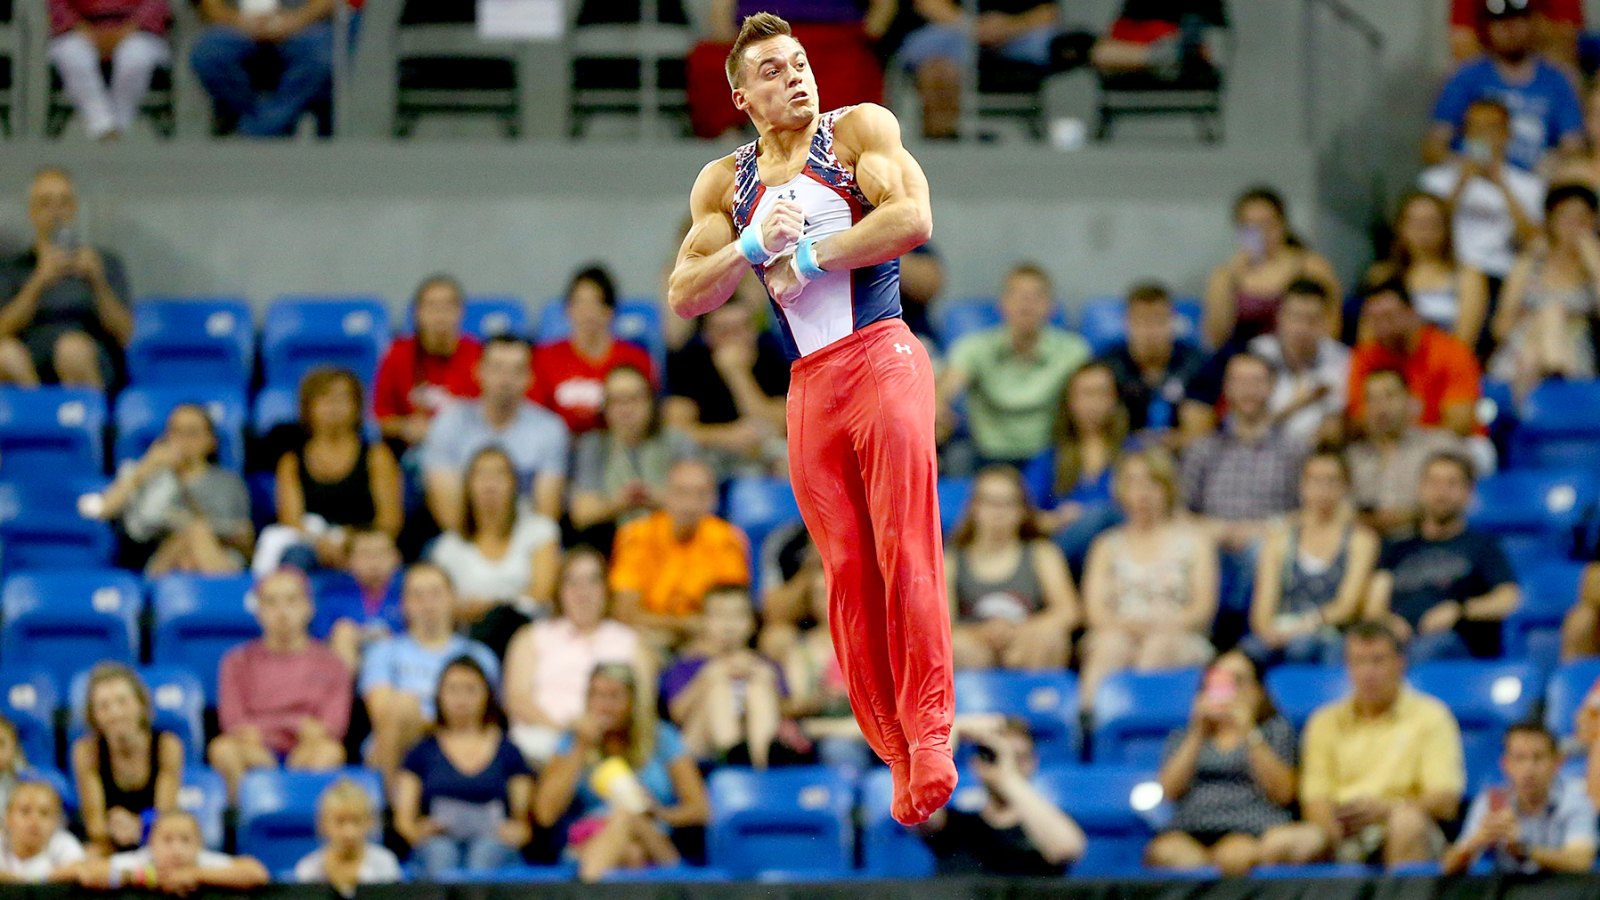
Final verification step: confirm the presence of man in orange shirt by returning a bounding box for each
[1347,279,1481,439]
[609,457,750,650]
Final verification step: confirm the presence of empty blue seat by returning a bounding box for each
[1034,764,1163,877]
[937,477,973,536]
[0,387,105,479]
[1171,298,1204,346]
[0,571,139,687]
[261,297,389,390]
[1468,469,1595,563]
[1513,381,1600,469]
[68,666,206,764]
[150,574,261,703]
[707,766,854,880]
[435,865,573,883]
[1077,297,1128,354]
[0,669,59,770]
[1411,660,1541,793]
[858,765,937,877]
[0,512,114,575]
[1546,658,1600,740]
[178,767,228,850]
[1092,668,1200,764]
[1264,665,1349,731]
[238,768,384,873]
[603,865,731,883]
[932,298,1002,348]
[127,298,254,387]
[463,297,527,340]
[954,670,1081,763]
[1506,560,1585,660]
[113,385,247,472]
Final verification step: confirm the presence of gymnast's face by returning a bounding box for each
[733,36,818,128]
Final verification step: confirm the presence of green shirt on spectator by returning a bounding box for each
[948,326,1090,462]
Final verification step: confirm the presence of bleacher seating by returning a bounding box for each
[1546,658,1600,741]
[1506,560,1585,660]
[1264,665,1348,731]
[707,766,855,880]
[954,669,1081,764]
[0,669,59,769]
[0,571,140,687]
[0,508,114,575]
[68,665,208,764]
[150,574,262,703]
[1468,469,1596,565]
[1409,660,1540,793]
[261,297,390,389]
[1091,668,1201,764]
[113,384,248,472]
[1034,764,1163,877]
[1512,380,1600,470]
[858,765,938,878]
[0,387,106,480]
[127,298,255,388]
[180,767,229,850]
[237,768,385,873]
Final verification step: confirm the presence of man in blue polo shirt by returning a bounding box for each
[1443,723,1597,874]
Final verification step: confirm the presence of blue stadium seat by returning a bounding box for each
[1468,469,1596,564]
[250,384,297,437]
[113,385,247,472]
[603,865,732,883]
[1512,381,1600,469]
[464,297,528,340]
[1252,863,1375,879]
[858,765,938,877]
[707,766,855,880]
[1264,665,1349,731]
[68,666,206,765]
[1034,764,1164,877]
[1091,668,1201,764]
[237,768,384,873]
[19,766,77,813]
[261,297,390,389]
[179,767,228,850]
[937,477,973,536]
[723,476,800,592]
[954,670,1081,763]
[0,510,114,575]
[1172,298,1203,346]
[0,477,107,518]
[932,298,1002,348]
[435,865,574,883]
[0,669,59,770]
[1410,660,1541,794]
[1506,560,1585,660]
[1546,658,1600,740]
[150,574,261,703]
[0,387,106,479]
[1077,297,1127,354]
[0,571,139,687]
[1019,449,1056,508]
[1480,380,1518,455]
[127,298,254,388]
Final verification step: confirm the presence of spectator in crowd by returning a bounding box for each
[948,466,1080,670]
[1241,281,1349,451]
[189,0,335,138]
[314,527,406,670]
[610,457,750,651]
[360,563,500,780]
[98,403,253,575]
[393,657,533,877]
[1450,0,1581,69]
[0,168,132,388]
[1347,279,1483,439]
[48,0,170,142]
[77,811,268,892]
[1098,282,1206,436]
[210,568,350,801]
[0,782,85,883]
[1489,183,1600,396]
[1145,652,1297,877]
[1366,193,1494,349]
[1443,723,1597,875]
[1042,362,1128,566]
[661,586,793,769]
[938,263,1090,466]
[293,779,403,892]
[1079,449,1218,710]
[780,568,865,768]
[533,663,711,883]
[260,367,402,573]
[1426,0,1583,173]
[1090,0,1228,80]
[532,265,655,436]
[756,525,825,662]
[1203,187,1340,351]
[900,244,944,345]
[1241,452,1378,667]
[1554,82,1600,187]
[504,547,642,765]
[373,274,481,453]
[1346,369,1465,537]
[1364,452,1519,663]
[568,366,692,550]
[424,335,570,530]
[897,0,1062,140]
[663,298,788,476]
[1259,622,1465,869]
[72,664,183,855]
[917,717,1084,875]
[1418,100,1543,300]
[0,719,25,819]
[1560,564,1600,661]
[429,447,560,656]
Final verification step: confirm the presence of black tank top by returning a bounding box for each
[98,728,166,825]
[298,440,376,528]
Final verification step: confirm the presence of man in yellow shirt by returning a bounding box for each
[609,457,750,649]
[1260,621,1465,869]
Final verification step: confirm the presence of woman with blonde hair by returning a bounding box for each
[71,664,184,854]
[1364,192,1490,349]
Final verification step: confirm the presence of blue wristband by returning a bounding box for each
[795,237,827,282]
[738,227,774,265]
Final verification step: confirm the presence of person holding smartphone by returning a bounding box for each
[1443,723,1596,874]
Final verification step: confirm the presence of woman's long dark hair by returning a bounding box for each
[460,446,519,542]
[432,655,505,732]
[168,403,222,465]
[1052,362,1128,497]
[1194,653,1280,727]
[1233,185,1304,250]
[950,465,1046,549]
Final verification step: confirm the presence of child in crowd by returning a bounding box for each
[315,528,407,669]
[0,716,27,816]
[294,779,403,896]
[0,782,85,883]
[77,810,268,892]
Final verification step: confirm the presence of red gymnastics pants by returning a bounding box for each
[786,318,954,773]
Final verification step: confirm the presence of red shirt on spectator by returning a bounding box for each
[1347,325,1482,428]
[531,339,655,435]
[372,335,482,421]
[218,640,352,757]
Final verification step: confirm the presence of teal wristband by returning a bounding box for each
[738,227,774,265]
[795,237,826,282]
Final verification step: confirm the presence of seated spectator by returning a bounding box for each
[1418,100,1543,299]
[1347,279,1483,439]
[1560,563,1600,662]
[896,0,1062,140]
[532,265,655,436]
[609,457,750,651]
[393,657,533,877]
[1450,0,1581,69]
[917,717,1084,875]
[1202,187,1340,351]
[1489,183,1600,396]
[423,335,569,530]
[1367,192,1493,350]
[98,403,253,575]
[938,263,1089,466]
[313,527,406,670]
[77,811,268,892]
[0,717,25,815]
[1098,282,1206,437]
[1043,362,1129,567]
[1259,623,1465,870]
[1364,452,1519,663]
[48,0,171,142]
[948,466,1079,670]
[257,367,403,574]
[71,664,183,854]
[1426,0,1583,172]
[569,366,692,550]
[373,274,482,452]
[1145,652,1297,877]
[756,524,824,662]
[533,664,710,883]
[1245,281,1349,451]
[663,298,788,477]
[0,168,132,388]
[900,244,944,345]
[1443,723,1596,875]
[190,0,334,137]
[429,447,560,656]
[1242,452,1378,667]
[293,779,404,893]
[1346,369,1465,537]
[780,570,866,769]
[505,547,641,766]
[0,781,85,883]
[210,568,350,801]
[360,563,500,780]
[1091,0,1225,81]
[1079,449,1218,709]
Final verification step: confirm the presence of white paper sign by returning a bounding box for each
[477,0,564,40]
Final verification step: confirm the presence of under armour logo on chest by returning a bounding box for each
[894,343,913,355]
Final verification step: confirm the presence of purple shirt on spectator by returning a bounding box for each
[736,0,864,24]
[660,655,787,711]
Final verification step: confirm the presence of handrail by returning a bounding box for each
[1304,0,1385,51]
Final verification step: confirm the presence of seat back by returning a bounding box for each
[1411,661,1541,793]
[857,766,937,877]
[1469,469,1596,560]
[0,387,106,479]
[114,385,247,472]
[179,767,229,849]
[1034,764,1164,877]
[1546,659,1600,740]
[707,766,855,879]
[954,669,1081,763]
[1506,561,1586,659]
[0,571,140,686]
[262,298,390,389]
[1264,665,1349,731]
[0,669,59,770]
[237,768,385,873]
[150,574,260,703]
[127,299,254,387]
[1091,668,1201,764]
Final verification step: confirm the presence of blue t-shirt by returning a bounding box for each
[402,733,531,813]
[420,401,570,492]
[357,634,500,720]
[554,723,688,817]
[310,572,405,640]
[1431,57,1583,171]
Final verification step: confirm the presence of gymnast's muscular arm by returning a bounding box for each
[818,103,933,271]
[667,158,803,320]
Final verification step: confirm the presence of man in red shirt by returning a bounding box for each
[531,265,655,435]
[372,274,482,450]
[1347,279,1482,439]
[1451,0,1581,69]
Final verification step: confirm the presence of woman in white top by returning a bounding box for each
[1364,192,1490,349]
[0,782,84,884]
